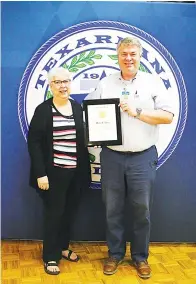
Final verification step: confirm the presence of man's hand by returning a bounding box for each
[120,100,137,117]
[37,176,49,190]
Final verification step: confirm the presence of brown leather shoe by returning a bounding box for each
[134,261,151,279]
[103,257,122,275]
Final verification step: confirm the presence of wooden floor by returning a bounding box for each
[1,241,196,284]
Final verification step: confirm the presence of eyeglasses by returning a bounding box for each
[119,52,138,59]
[52,80,71,87]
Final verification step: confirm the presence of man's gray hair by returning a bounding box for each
[48,67,72,83]
[117,37,143,55]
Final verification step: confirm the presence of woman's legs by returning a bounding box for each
[58,175,81,260]
[42,168,76,265]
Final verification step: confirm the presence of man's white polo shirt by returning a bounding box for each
[85,71,173,152]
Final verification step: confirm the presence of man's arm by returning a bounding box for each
[84,81,102,100]
[120,102,173,125]
[136,109,173,125]
[120,75,174,125]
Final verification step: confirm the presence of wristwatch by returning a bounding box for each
[135,108,142,118]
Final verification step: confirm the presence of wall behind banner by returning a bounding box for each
[2,1,196,242]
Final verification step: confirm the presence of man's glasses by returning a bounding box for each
[52,80,71,87]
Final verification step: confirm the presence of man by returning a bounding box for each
[85,37,173,279]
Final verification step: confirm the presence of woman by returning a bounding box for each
[28,67,90,275]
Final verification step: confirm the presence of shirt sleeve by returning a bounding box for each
[84,80,103,100]
[152,76,174,115]
[27,105,47,178]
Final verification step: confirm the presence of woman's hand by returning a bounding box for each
[37,176,49,190]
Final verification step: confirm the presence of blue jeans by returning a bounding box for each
[100,146,158,262]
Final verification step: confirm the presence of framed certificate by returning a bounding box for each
[83,98,122,146]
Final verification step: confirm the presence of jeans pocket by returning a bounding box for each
[150,159,158,169]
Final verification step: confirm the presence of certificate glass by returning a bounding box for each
[83,98,122,146]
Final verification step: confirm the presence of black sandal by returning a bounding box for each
[62,249,80,262]
[44,261,60,275]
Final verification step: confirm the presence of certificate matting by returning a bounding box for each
[83,98,122,146]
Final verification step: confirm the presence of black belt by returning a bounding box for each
[106,146,154,155]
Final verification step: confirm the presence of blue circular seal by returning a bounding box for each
[18,21,187,189]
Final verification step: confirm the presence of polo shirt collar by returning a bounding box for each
[118,70,141,83]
